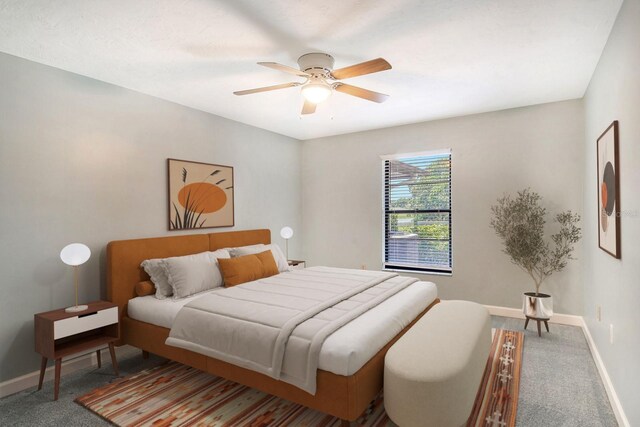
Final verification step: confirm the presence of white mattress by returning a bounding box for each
[128,280,437,376]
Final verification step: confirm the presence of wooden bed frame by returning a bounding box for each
[106,229,439,423]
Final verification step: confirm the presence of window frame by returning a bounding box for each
[381,150,452,275]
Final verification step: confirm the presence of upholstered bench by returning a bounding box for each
[384,300,491,427]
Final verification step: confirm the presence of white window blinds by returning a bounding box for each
[383,151,452,273]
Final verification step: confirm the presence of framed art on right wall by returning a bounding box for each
[597,120,620,259]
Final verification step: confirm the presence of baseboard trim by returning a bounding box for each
[0,345,138,399]
[581,318,629,427]
[486,304,628,426]
[484,305,583,326]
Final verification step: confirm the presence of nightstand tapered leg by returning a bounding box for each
[108,343,119,376]
[37,357,47,390]
[96,349,101,368]
[54,359,61,400]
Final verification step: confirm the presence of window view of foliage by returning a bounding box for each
[385,154,451,269]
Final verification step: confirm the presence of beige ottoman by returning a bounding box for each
[384,300,491,427]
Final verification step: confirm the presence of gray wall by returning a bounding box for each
[0,52,302,382]
[583,0,640,424]
[301,100,585,314]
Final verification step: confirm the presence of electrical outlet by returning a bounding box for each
[609,324,614,344]
[596,305,602,322]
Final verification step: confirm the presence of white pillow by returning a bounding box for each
[232,244,290,273]
[140,259,172,299]
[227,243,265,258]
[161,249,230,299]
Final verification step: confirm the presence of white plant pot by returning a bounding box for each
[522,292,553,320]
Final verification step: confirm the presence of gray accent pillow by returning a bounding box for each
[227,243,265,258]
[140,259,173,299]
[232,243,290,273]
[161,249,230,299]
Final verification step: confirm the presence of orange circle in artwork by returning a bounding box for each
[178,183,227,214]
[601,182,608,209]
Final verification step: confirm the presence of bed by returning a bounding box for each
[107,229,439,423]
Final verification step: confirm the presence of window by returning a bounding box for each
[383,151,452,274]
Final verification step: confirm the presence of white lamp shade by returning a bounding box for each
[280,226,294,240]
[301,84,332,104]
[60,243,91,266]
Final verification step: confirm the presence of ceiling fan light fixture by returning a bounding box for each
[301,83,332,104]
[234,54,392,113]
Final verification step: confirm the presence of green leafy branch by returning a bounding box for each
[490,188,582,294]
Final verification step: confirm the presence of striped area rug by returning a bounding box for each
[468,329,524,427]
[76,329,523,426]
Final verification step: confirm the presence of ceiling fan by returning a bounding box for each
[233,53,391,115]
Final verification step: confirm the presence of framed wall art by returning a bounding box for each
[167,158,234,230]
[596,121,620,258]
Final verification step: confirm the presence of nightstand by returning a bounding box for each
[288,260,306,270]
[34,301,119,400]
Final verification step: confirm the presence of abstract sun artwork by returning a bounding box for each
[167,159,234,230]
[596,121,620,258]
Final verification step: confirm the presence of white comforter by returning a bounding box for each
[166,267,418,394]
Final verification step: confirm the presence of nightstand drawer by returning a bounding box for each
[288,260,305,270]
[54,307,118,339]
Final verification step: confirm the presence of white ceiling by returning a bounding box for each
[0,0,622,140]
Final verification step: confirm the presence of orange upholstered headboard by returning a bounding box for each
[106,229,271,318]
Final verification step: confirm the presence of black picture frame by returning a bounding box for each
[596,121,620,259]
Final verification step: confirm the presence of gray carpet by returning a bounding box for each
[0,316,618,426]
[0,352,166,427]
[492,316,617,427]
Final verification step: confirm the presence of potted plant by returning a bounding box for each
[490,189,581,328]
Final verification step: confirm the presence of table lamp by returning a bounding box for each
[60,243,91,313]
[280,226,294,260]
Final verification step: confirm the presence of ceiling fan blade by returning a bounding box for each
[334,83,389,103]
[330,58,391,80]
[233,82,301,96]
[301,99,316,115]
[258,62,310,77]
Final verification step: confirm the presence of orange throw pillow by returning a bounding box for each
[135,280,156,297]
[218,250,280,287]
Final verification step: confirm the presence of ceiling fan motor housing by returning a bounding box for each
[297,53,335,77]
